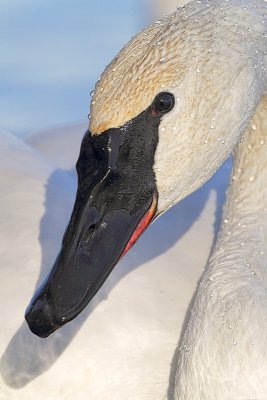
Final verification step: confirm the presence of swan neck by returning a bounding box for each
[207,94,267,281]
[174,95,267,399]
[221,93,267,246]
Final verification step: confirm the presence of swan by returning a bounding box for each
[25,0,267,398]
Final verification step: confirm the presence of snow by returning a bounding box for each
[0,127,231,399]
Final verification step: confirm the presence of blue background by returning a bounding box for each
[0,1,148,137]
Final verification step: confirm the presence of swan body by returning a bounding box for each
[22,0,267,398]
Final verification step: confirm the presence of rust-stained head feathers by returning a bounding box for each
[89,13,187,135]
[89,0,267,214]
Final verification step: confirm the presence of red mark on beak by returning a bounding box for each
[122,194,157,258]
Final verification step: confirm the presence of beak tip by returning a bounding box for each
[25,296,61,338]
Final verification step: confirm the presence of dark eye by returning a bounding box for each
[153,92,175,115]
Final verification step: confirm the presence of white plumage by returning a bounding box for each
[0,1,266,399]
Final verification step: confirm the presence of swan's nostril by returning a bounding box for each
[25,295,61,338]
[80,222,100,246]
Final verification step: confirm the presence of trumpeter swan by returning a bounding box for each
[26,0,267,398]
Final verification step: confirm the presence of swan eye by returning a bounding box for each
[153,92,175,115]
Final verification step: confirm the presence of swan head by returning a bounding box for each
[25,1,265,337]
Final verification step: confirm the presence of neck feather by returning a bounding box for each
[213,94,267,280]
[174,95,267,399]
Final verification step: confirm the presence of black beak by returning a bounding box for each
[25,104,161,338]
